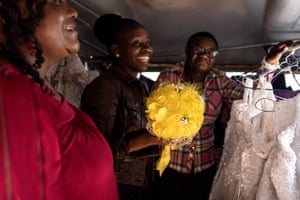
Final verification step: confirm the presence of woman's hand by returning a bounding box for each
[265,40,294,64]
[126,130,162,153]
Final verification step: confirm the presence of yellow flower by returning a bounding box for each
[146,82,205,175]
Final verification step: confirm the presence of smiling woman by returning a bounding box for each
[0,0,118,199]
[81,13,162,200]
[35,0,80,66]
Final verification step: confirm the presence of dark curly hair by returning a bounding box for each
[0,0,47,87]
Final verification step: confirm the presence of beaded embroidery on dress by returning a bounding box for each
[209,77,300,200]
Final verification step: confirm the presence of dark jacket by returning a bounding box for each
[81,63,156,187]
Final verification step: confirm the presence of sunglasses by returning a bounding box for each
[192,46,219,58]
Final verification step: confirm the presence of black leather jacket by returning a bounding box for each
[81,63,155,186]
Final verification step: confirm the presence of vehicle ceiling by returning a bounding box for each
[69,0,300,71]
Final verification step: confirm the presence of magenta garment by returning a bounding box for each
[0,64,119,200]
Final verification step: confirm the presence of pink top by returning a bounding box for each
[0,64,119,200]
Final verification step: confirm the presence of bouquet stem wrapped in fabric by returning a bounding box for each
[146,83,205,175]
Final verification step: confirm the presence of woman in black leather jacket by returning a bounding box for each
[81,14,161,200]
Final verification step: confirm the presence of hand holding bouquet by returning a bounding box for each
[146,83,205,175]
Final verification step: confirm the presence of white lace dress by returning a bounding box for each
[209,78,300,200]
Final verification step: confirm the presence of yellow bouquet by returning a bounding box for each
[145,82,205,175]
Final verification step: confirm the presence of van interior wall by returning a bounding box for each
[69,0,300,73]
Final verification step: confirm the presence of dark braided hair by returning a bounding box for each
[0,0,47,87]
